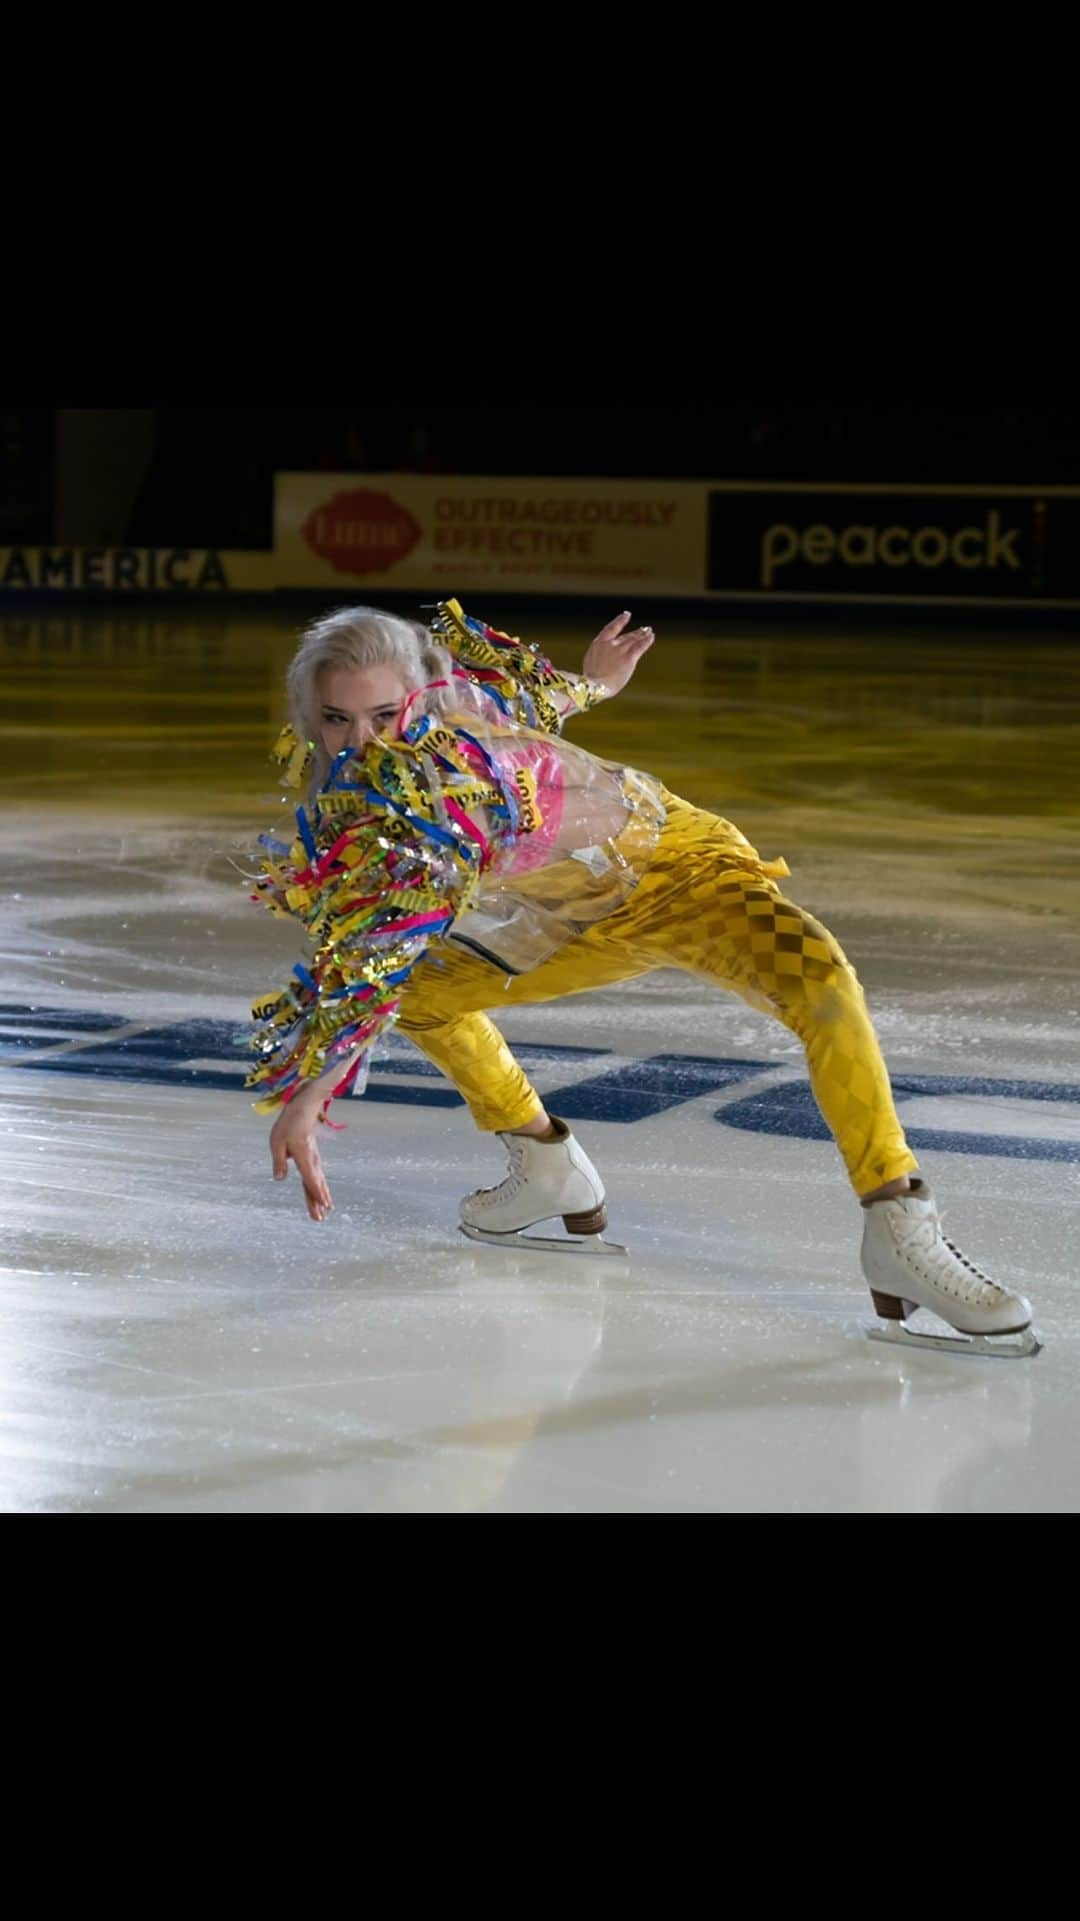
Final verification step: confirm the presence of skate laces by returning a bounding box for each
[473,1137,527,1208]
[898,1204,1003,1302]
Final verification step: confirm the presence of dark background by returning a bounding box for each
[3,406,1077,552]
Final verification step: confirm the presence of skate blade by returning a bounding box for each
[459,1223,628,1257]
[867,1321,1042,1360]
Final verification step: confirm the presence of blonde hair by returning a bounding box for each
[286,605,454,787]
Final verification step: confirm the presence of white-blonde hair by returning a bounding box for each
[286,605,454,787]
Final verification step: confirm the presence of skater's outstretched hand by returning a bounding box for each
[582,612,655,697]
[270,1101,333,1223]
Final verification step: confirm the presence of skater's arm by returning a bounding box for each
[247,823,465,1117]
[521,611,656,724]
[431,598,651,736]
[580,611,655,703]
[247,729,509,1119]
[266,1042,366,1222]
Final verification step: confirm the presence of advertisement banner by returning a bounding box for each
[273,472,708,598]
[5,482,1080,609]
[706,484,1080,607]
[0,548,276,593]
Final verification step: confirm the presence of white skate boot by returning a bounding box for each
[861,1177,1039,1358]
[459,1117,626,1255]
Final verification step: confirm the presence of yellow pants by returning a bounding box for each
[398,792,919,1198]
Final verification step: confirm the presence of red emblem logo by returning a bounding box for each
[303,490,422,575]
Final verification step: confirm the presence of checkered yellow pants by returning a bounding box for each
[398,792,919,1197]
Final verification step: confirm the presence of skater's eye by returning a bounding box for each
[322,710,350,727]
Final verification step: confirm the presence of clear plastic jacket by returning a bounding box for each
[246,602,666,1113]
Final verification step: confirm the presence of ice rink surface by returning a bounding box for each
[2,604,1077,1511]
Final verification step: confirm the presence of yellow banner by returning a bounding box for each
[0,548,276,592]
[274,472,708,596]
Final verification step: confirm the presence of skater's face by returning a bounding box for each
[316,663,415,758]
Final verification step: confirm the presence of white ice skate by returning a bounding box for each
[459,1118,627,1255]
[861,1177,1040,1358]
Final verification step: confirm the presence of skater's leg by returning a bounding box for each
[593,795,919,1198]
[398,933,652,1132]
[404,1005,546,1135]
[599,795,1034,1345]
[688,879,918,1199]
[398,935,652,1242]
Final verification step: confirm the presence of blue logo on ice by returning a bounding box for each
[2,1005,1078,1165]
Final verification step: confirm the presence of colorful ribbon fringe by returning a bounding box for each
[246,601,592,1114]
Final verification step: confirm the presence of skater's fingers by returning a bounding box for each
[304,1177,333,1222]
[293,1139,333,1222]
[627,626,656,655]
[595,610,633,642]
[270,1106,316,1182]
